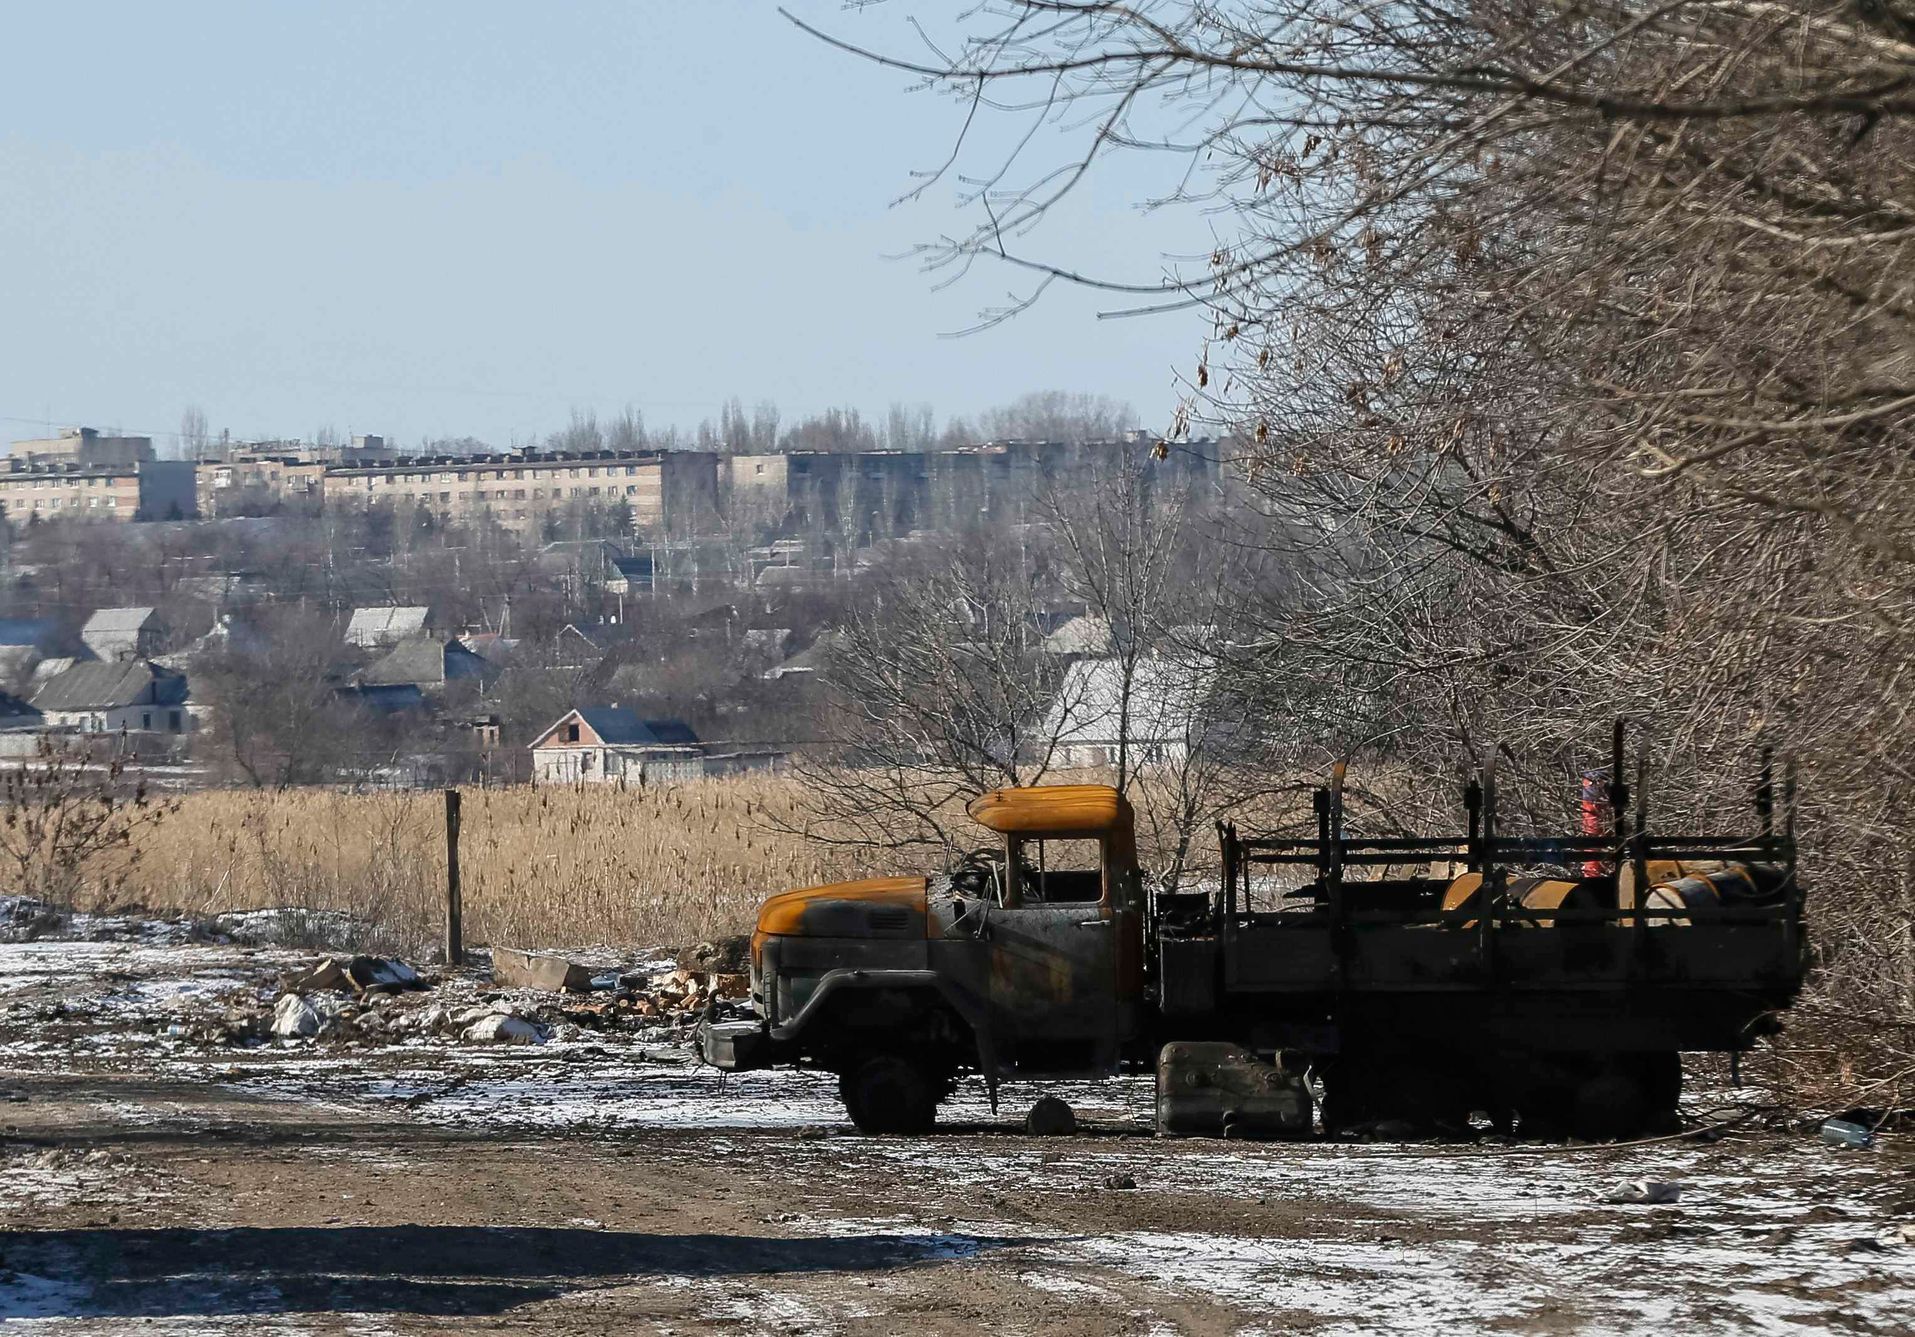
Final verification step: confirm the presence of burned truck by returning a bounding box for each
[701,735,1806,1138]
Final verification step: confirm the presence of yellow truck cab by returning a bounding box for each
[701,784,1147,1133]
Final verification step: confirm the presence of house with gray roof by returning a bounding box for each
[345,605,437,649]
[358,636,494,693]
[529,707,705,784]
[31,660,192,735]
[81,607,166,662]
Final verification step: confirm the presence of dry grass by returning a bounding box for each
[102,780,849,953]
[85,769,1330,954]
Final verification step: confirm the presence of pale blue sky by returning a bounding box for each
[0,2,1206,451]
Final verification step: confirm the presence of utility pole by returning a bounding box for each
[444,789,464,967]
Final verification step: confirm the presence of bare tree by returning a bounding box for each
[788,526,1086,857]
[980,391,1135,443]
[0,743,177,905]
[194,607,358,788]
[178,405,210,461]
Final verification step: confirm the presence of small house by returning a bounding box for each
[345,605,437,649]
[31,660,192,735]
[359,637,495,693]
[530,707,705,784]
[81,607,166,662]
[1042,655,1219,771]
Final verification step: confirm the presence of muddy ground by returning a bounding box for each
[2,915,1913,1335]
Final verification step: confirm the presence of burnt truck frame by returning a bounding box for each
[702,726,1806,1138]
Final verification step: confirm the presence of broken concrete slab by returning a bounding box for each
[463,1013,540,1045]
[271,994,322,1039]
[493,947,594,993]
[289,959,349,993]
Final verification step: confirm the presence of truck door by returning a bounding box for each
[984,834,1120,1071]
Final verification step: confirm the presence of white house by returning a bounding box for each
[30,660,193,735]
[1043,654,1219,771]
[530,707,705,784]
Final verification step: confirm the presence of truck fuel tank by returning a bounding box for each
[1155,1042,1313,1139]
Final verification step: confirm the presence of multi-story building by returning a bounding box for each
[11,427,155,468]
[196,455,327,517]
[0,459,197,524]
[724,435,1224,544]
[319,449,719,535]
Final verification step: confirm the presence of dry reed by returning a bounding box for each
[105,780,847,952]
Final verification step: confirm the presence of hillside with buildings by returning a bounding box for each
[0,415,1234,792]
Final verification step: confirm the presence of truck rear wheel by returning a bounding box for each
[839,1054,943,1135]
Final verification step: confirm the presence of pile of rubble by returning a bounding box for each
[242,939,752,1049]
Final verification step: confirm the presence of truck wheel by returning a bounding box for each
[1570,1060,1650,1141]
[839,1054,941,1135]
[1638,1052,1682,1123]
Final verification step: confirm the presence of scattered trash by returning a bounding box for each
[1821,1118,1875,1149]
[1103,1172,1137,1190]
[271,994,322,1039]
[346,956,424,994]
[1026,1095,1078,1136]
[1604,1179,1683,1205]
[462,1012,541,1045]
[492,947,595,993]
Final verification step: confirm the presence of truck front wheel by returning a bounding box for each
[839,1053,944,1135]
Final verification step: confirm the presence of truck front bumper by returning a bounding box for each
[699,1017,773,1071]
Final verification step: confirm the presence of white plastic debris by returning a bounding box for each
[1603,1179,1682,1205]
[463,1013,540,1045]
[271,994,322,1039]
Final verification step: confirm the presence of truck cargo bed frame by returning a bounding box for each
[1206,724,1804,1048]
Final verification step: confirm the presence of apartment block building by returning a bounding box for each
[197,455,327,517]
[319,450,719,535]
[725,434,1224,544]
[0,459,198,524]
[11,427,155,468]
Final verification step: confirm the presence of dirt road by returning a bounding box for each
[3,922,1913,1334]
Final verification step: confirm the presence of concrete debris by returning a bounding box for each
[271,994,323,1039]
[463,1012,541,1045]
[18,1147,127,1170]
[289,959,349,993]
[1604,1179,1682,1205]
[289,955,425,997]
[677,936,750,976]
[1026,1096,1078,1136]
[493,947,595,993]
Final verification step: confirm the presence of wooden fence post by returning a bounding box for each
[444,788,464,967]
